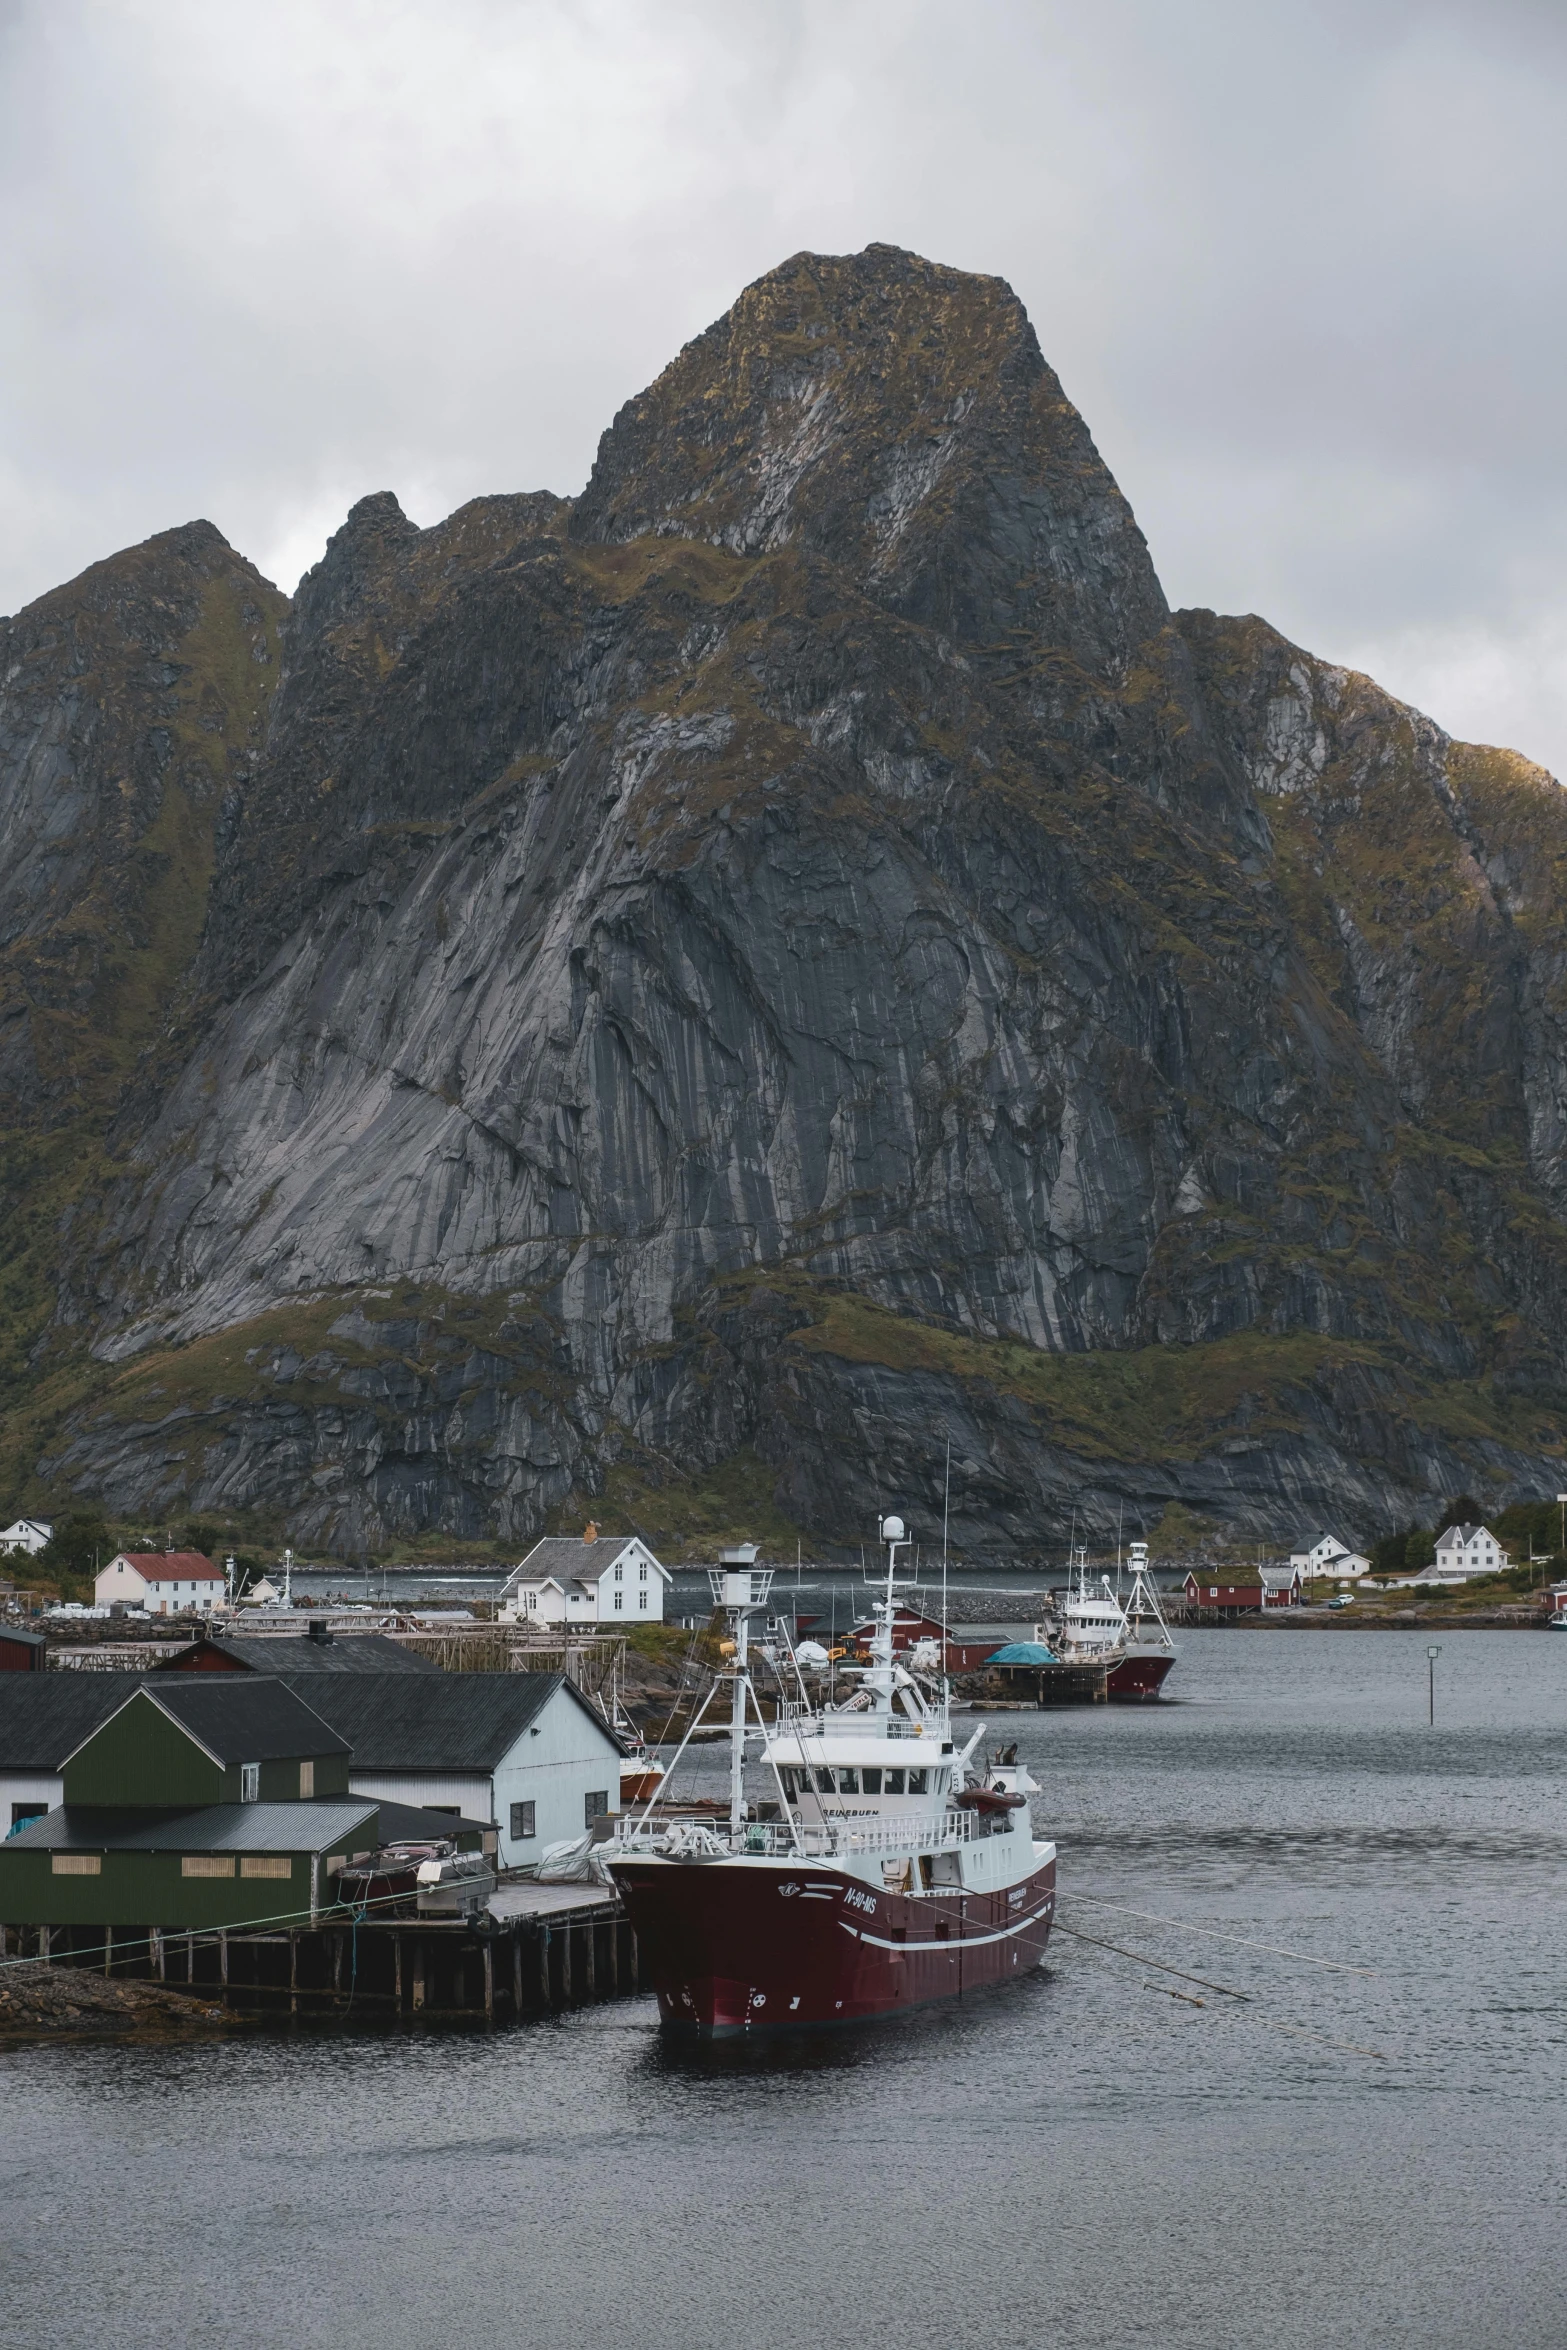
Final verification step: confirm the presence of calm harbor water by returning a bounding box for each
[4,1629,1565,2349]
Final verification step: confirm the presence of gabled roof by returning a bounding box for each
[4,1801,378,1854]
[278,1670,625,1771]
[507,1534,670,1591]
[153,1633,439,1676]
[1436,1522,1490,1545]
[0,1674,147,1769]
[61,1679,350,1771]
[109,1551,225,1582]
[0,1626,48,1651]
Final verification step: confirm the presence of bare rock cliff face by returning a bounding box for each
[7,246,1567,1553]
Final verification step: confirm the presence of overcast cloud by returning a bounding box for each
[2,0,1565,771]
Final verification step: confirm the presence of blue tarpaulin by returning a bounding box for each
[985,1640,1057,1665]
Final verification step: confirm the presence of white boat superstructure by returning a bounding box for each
[1048,1545,1130,1661]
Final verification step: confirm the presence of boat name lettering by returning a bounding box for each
[842,1886,877,1916]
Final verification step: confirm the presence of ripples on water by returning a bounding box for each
[4,1630,1565,2349]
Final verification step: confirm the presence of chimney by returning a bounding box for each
[583,1521,598,1543]
[307,1618,333,1645]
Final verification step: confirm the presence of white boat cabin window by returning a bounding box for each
[781,1764,943,1798]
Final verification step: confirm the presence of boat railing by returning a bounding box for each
[614,1807,981,1861]
[769,1701,940,1744]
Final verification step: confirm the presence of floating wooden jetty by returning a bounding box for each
[0,1881,644,2024]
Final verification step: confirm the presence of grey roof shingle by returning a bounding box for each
[5,1801,378,1853]
[0,1675,150,1770]
[276,1671,624,1772]
[154,1633,439,1676]
[510,1534,666,1585]
[129,1679,351,1765]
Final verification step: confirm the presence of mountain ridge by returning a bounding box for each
[3,242,1565,1555]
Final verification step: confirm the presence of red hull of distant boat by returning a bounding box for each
[1105,1650,1176,1700]
[610,1853,1057,2034]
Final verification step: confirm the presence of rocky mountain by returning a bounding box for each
[4,243,1566,1558]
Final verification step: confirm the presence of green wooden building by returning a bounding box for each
[59,1679,353,1806]
[0,1679,373,1930]
[0,1799,382,1929]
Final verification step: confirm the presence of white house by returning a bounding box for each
[94,1550,225,1617]
[1429,1523,1508,1582]
[0,1519,53,1557]
[498,1528,671,1626]
[278,1672,626,1872]
[1289,1533,1371,1580]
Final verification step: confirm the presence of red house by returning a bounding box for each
[1182,1571,1264,1614]
[0,1625,48,1672]
[844,1609,950,1661]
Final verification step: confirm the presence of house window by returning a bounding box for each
[10,1803,47,1832]
[181,1855,235,1878]
[240,1763,259,1803]
[584,1790,609,1825]
[639,1563,648,1582]
[614,1592,623,1609]
[510,1801,536,1840]
[614,1562,623,1581]
[52,1853,101,1876]
[298,1760,314,1800]
[240,1856,291,1879]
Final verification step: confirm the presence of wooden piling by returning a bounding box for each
[483,1938,495,2023]
[412,1942,426,2012]
[394,1933,403,2013]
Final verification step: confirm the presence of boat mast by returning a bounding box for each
[708,1547,774,1843]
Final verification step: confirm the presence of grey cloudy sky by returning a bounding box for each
[3,0,1565,771]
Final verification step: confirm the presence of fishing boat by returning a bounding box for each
[606,1518,1057,2035]
[1044,1540,1177,1700]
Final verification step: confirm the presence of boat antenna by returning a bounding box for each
[1116,1501,1125,1598]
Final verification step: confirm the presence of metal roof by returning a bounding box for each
[4,1800,379,1853]
[0,1674,150,1769]
[0,1626,48,1650]
[109,1551,225,1581]
[276,1670,625,1771]
[153,1633,439,1676]
[66,1679,353,1770]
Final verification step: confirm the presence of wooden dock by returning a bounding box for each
[0,1881,643,2024]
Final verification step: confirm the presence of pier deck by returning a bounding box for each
[0,1879,643,2025]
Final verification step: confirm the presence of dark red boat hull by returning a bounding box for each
[1105,1649,1176,1700]
[609,1851,1057,2034]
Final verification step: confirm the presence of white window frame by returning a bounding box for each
[240,1762,260,1803]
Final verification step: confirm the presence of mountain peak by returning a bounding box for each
[572,242,1166,669]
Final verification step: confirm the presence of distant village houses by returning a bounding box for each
[498,1528,670,1626]
[1289,1533,1371,1580]
[94,1551,225,1617]
[1430,1523,1508,1581]
[0,1520,53,1558]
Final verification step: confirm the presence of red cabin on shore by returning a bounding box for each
[1182,1572,1264,1614]
[0,1626,48,1672]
